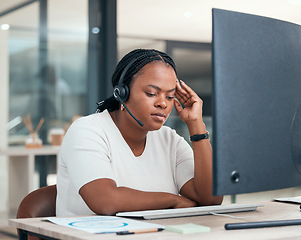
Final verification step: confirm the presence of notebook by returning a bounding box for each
[116,203,263,220]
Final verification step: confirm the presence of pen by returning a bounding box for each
[116,227,164,235]
[225,219,301,230]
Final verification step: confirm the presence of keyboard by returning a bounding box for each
[116,203,263,220]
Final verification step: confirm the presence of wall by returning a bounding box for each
[0,28,9,213]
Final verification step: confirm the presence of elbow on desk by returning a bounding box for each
[197,195,224,206]
[83,196,121,216]
[92,206,119,216]
[213,195,224,205]
[83,198,120,216]
[214,195,224,205]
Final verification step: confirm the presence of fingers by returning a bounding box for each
[178,80,196,95]
[174,98,183,114]
[175,82,189,103]
[175,80,199,107]
[175,80,189,104]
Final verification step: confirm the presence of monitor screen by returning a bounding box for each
[212,8,301,196]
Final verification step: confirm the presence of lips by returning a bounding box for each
[151,113,166,122]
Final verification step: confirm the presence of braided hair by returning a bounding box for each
[96,49,177,113]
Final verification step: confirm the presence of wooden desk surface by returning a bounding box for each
[9,201,301,240]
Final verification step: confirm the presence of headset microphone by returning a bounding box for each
[113,90,144,127]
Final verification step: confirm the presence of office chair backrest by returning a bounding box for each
[17,185,57,240]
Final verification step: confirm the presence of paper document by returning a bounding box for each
[47,215,164,234]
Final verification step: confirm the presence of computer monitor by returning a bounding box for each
[212,8,301,196]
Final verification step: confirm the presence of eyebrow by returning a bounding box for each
[147,84,176,92]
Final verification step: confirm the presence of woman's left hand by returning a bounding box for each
[174,80,203,124]
[174,80,223,206]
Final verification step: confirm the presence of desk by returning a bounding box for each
[0,146,60,216]
[9,202,301,240]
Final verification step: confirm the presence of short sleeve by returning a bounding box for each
[60,117,115,193]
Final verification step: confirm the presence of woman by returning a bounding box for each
[56,49,223,216]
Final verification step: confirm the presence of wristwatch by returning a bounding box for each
[190,132,209,141]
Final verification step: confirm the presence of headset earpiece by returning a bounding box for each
[113,58,136,104]
[113,84,130,102]
[112,57,144,127]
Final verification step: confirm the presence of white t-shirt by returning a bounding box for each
[56,110,194,216]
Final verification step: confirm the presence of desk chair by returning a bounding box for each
[16,185,57,240]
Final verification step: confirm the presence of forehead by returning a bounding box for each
[131,61,177,88]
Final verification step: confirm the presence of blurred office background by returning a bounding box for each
[1,0,301,220]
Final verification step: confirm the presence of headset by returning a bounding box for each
[113,58,144,127]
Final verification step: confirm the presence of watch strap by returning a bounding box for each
[190,132,209,141]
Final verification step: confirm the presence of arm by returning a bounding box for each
[79,178,197,215]
[174,80,223,205]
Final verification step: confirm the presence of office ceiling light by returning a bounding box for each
[1,24,10,30]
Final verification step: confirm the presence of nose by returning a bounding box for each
[155,95,167,109]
